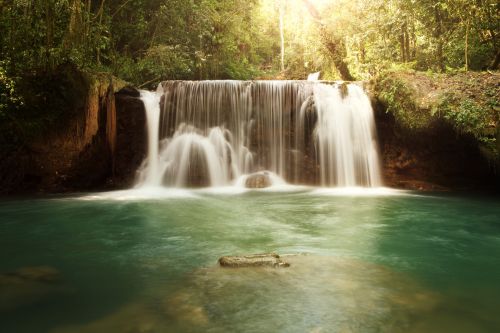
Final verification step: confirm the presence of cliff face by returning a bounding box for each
[0,70,146,195]
[60,85,146,191]
[113,88,147,188]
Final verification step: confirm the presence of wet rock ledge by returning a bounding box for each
[218,253,290,268]
[245,171,272,188]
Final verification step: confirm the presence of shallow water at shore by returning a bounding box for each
[1,189,499,332]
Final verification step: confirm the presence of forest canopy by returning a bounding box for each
[1,0,498,86]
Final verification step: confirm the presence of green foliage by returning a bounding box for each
[375,74,434,129]
[376,70,498,159]
[1,0,498,85]
[440,96,485,133]
[0,61,90,148]
[0,63,24,116]
[0,61,25,146]
[437,93,498,156]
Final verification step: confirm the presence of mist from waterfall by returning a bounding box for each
[136,81,382,188]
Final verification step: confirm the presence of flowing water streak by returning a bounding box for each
[139,89,161,185]
[314,84,382,186]
[138,81,382,188]
[307,72,320,81]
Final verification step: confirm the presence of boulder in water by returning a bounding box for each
[218,253,290,268]
[245,172,272,188]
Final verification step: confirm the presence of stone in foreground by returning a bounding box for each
[218,253,290,268]
[245,172,272,188]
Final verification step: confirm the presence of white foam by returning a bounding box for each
[75,187,197,201]
[310,187,408,197]
[71,186,412,201]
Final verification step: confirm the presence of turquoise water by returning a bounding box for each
[1,189,499,332]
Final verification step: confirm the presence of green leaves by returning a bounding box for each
[0,63,24,115]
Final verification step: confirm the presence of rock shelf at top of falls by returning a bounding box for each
[136,80,382,189]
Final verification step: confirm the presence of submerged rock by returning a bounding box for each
[245,172,272,188]
[218,253,290,268]
[51,255,466,333]
[10,265,61,283]
[0,266,64,311]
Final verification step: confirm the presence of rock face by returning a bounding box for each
[0,72,146,195]
[112,88,147,188]
[218,253,290,268]
[245,172,272,188]
[375,109,492,190]
[65,85,146,190]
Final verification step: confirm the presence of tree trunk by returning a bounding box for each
[400,29,406,62]
[85,0,91,55]
[45,0,54,70]
[410,20,417,59]
[465,19,469,71]
[359,40,366,63]
[434,7,445,72]
[404,21,411,61]
[96,0,106,64]
[66,0,83,51]
[279,0,285,72]
[301,0,354,81]
[490,49,500,70]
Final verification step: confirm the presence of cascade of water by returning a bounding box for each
[137,81,382,188]
[314,84,382,187]
[138,89,161,186]
[156,125,238,187]
[307,72,320,81]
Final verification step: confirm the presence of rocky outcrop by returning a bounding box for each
[245,171,272,188]
[0,68,146,195]
[111,88,147,188]
[63,85,146,190]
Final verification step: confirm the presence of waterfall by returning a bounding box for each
[307,72,320,81]
[139,89,161,186]
[137,81,382,188]
[313,84,382,187]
